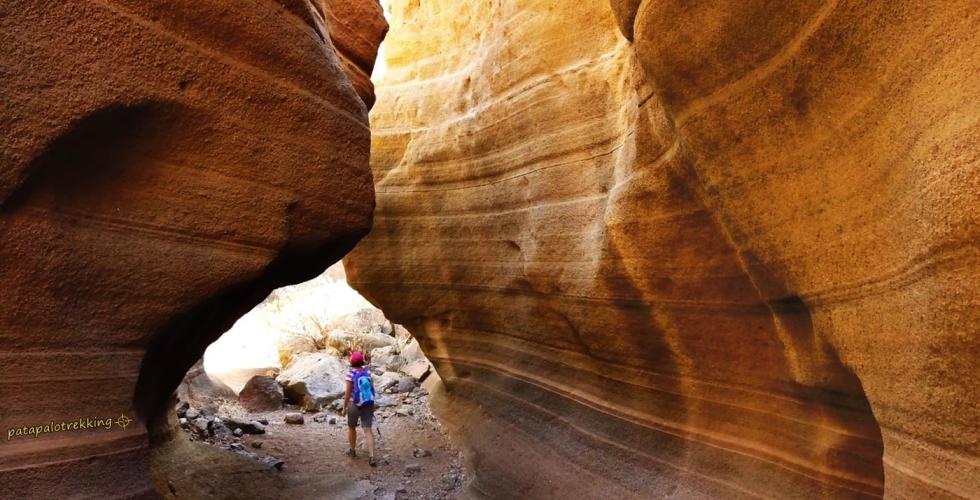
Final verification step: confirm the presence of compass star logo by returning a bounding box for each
[114,414,132,430]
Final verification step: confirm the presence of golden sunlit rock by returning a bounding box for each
[346,0,979,497]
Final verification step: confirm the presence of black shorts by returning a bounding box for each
[347,403,375,428]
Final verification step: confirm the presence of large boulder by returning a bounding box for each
[346,0,979,498]
[276,352,349,412]
[0,1,385,497]
[238,376,284,413]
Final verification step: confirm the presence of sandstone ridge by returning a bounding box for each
[0,1,384,497]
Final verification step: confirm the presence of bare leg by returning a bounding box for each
[364,427,376,458]
[348,426,357,451]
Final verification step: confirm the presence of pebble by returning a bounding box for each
[184,408,200,420]
[404,463,422,475]
[251,441,263,449]
[262,457,285,470]
[412,448,432,458]
[284,412,305,425]
[233,428,243,437]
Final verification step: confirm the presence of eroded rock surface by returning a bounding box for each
[0,1,384,497]
[346,0,978,498]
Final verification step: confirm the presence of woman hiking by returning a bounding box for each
[342,351,378,466]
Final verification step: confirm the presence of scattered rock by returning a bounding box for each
[404,463,422,475]
[191,418,209,438]
[394,376,418,394]
[262,457,285,470]
[374,395,397,408]
[178,417,188,427]
[370,345,406,372]
[395,409,411,417]
[209,418,232,439]
[233,427,243,437]
[251,441,263,449]
[184,408,200,420]
[222,416,266,435]
[238,375,284,412]
[230,443,244,451]
[413,448,432,458]
[376,372,401,392]
[284,412,305,425]
[401,361,431,382]
[176,401,190,418]
[257,418,269,425]
[328,416,337,425]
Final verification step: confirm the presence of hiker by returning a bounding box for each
[342,351,378,466]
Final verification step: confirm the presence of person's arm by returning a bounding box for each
[342,379,352,416]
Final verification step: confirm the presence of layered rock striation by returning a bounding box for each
[0,1,384,497]
[346,0,978,498]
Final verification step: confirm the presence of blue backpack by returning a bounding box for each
[351,368,375,407]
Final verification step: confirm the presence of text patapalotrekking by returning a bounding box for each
[5,415,132,441]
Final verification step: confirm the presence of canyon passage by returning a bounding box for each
[2,0,979,499]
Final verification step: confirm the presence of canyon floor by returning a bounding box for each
[150,382,467,500]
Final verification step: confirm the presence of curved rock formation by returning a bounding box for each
[0,1,384,497]
[346,0,978,498]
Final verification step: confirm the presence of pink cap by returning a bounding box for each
[350,351,364,366]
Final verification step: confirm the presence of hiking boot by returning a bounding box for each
[345,448,356,458]
[368,456,378,467]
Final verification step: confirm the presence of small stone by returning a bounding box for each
[251,441,263,449]
[230,443,244,451]
[328,416,337,425]
[412,448,432,458]
[184,408,200,420]
[257,418,269,425]
[395,408,410,417]
[262,457,285,470]
[178,417,188,427]
[404,463,422,475]
[192,418,208,437]
[284,412,305,424]
[233,427,243,437]
[176,401,190,417]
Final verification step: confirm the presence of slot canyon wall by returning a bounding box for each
[0,1,384,497]
[345,0,979,498]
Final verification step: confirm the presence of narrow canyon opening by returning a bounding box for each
[148,263,467,499]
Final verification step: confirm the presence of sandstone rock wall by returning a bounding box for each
[0,1,384,497]
[346,0,978,498]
